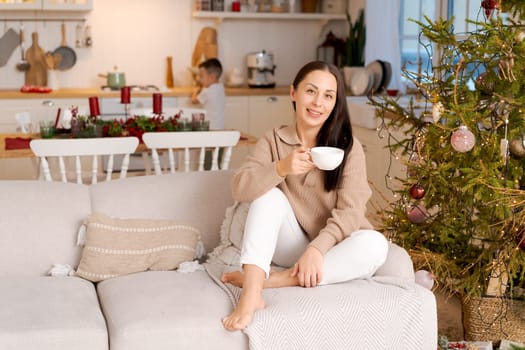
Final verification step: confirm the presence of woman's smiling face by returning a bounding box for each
[291,69,337,130]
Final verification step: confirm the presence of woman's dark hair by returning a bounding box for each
[292,61,354,192]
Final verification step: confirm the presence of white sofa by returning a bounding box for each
[0,171,438,350]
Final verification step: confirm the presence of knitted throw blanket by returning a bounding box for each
[205,263,425,350]
[205,202,425,349]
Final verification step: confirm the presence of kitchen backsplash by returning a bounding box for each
[0,0,363,90]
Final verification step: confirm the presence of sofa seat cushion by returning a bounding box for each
[0,276,108,350]
[97,270,247,350]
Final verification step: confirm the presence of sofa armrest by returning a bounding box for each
[374,242,415,280]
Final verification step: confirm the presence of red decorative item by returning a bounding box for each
[88,96,100,117]
[152,93,163,115]
[409,183,426,199]
[120,86,131,104]
[231,1,240,11]
[481,0,498,18]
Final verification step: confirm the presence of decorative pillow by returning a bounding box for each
[206,201,250,267]
[76,212,201,282]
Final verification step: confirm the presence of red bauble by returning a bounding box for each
[409,184,426,200]
[481,0,498,18]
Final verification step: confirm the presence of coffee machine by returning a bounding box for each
[246,50,276,88]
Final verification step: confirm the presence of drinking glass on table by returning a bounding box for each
[39,121,55,138]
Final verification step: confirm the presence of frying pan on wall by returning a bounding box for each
[53,23,76,70]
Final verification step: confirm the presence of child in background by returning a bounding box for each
[191,58,225,130]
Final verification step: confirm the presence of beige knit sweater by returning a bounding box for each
[231,124,374,255]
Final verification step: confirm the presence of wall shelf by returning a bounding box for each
[192,11,346,25]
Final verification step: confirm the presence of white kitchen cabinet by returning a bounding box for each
[0,97,89,133]
[352,125,406,227]
[225,96,250,168]
[0,0,92,10]
[42,0,92,11]
[248,95,294,138]
[225,96,249,132]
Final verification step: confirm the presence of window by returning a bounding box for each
[399,0,482,80]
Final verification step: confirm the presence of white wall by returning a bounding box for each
[0,0,364,90]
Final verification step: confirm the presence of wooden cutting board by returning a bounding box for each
[25,32,47,86]
[191,27,218,67]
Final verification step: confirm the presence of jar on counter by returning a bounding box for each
[271,0,287,12]
[212,0,224,11]
[258,0,271,12]
[195,0,211,11]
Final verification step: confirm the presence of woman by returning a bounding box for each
[221,61,388,331]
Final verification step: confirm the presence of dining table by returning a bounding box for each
[0,131,258,159]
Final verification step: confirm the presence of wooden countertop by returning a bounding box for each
[1,131,257,159]
[0,86,291,99]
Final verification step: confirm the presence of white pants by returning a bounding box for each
[240,188,389,285]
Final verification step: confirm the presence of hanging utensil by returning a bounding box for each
[53,22,77,71]
[15,24,30,72]
[84,24,92,47]
[0,24,20,67]
[75,23,84,48]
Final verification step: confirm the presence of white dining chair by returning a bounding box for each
[30,137,139,184]
[142,130,240,174]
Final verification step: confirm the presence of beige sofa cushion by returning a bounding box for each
[89,171,235,252]
[97,270,248,350]
[76,213,200,282]
[0,276,108,350]
[0,181,90,277]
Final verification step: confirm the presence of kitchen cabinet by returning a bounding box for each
[179,94,293,168]
[0,97,89,133]
[0,0,92,11]
[352,125,406,227]
[248,95,294,138]
[225,96,250,168]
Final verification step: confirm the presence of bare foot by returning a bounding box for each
[265,268,299,288]
[222,264,266,331]
[221,268,300,289]
[221,270,243,287]
[222,289,265,331]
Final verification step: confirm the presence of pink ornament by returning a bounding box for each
[451,125,476,153]
[407,204,427,223]
[415,270,435,290]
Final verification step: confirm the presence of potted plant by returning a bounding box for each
[344,8,365,67]
[342,9,366,92]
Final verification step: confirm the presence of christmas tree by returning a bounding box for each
[370,0,525,302]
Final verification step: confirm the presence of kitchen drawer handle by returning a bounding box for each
[266,96,278,103]
[42,100,55,107]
